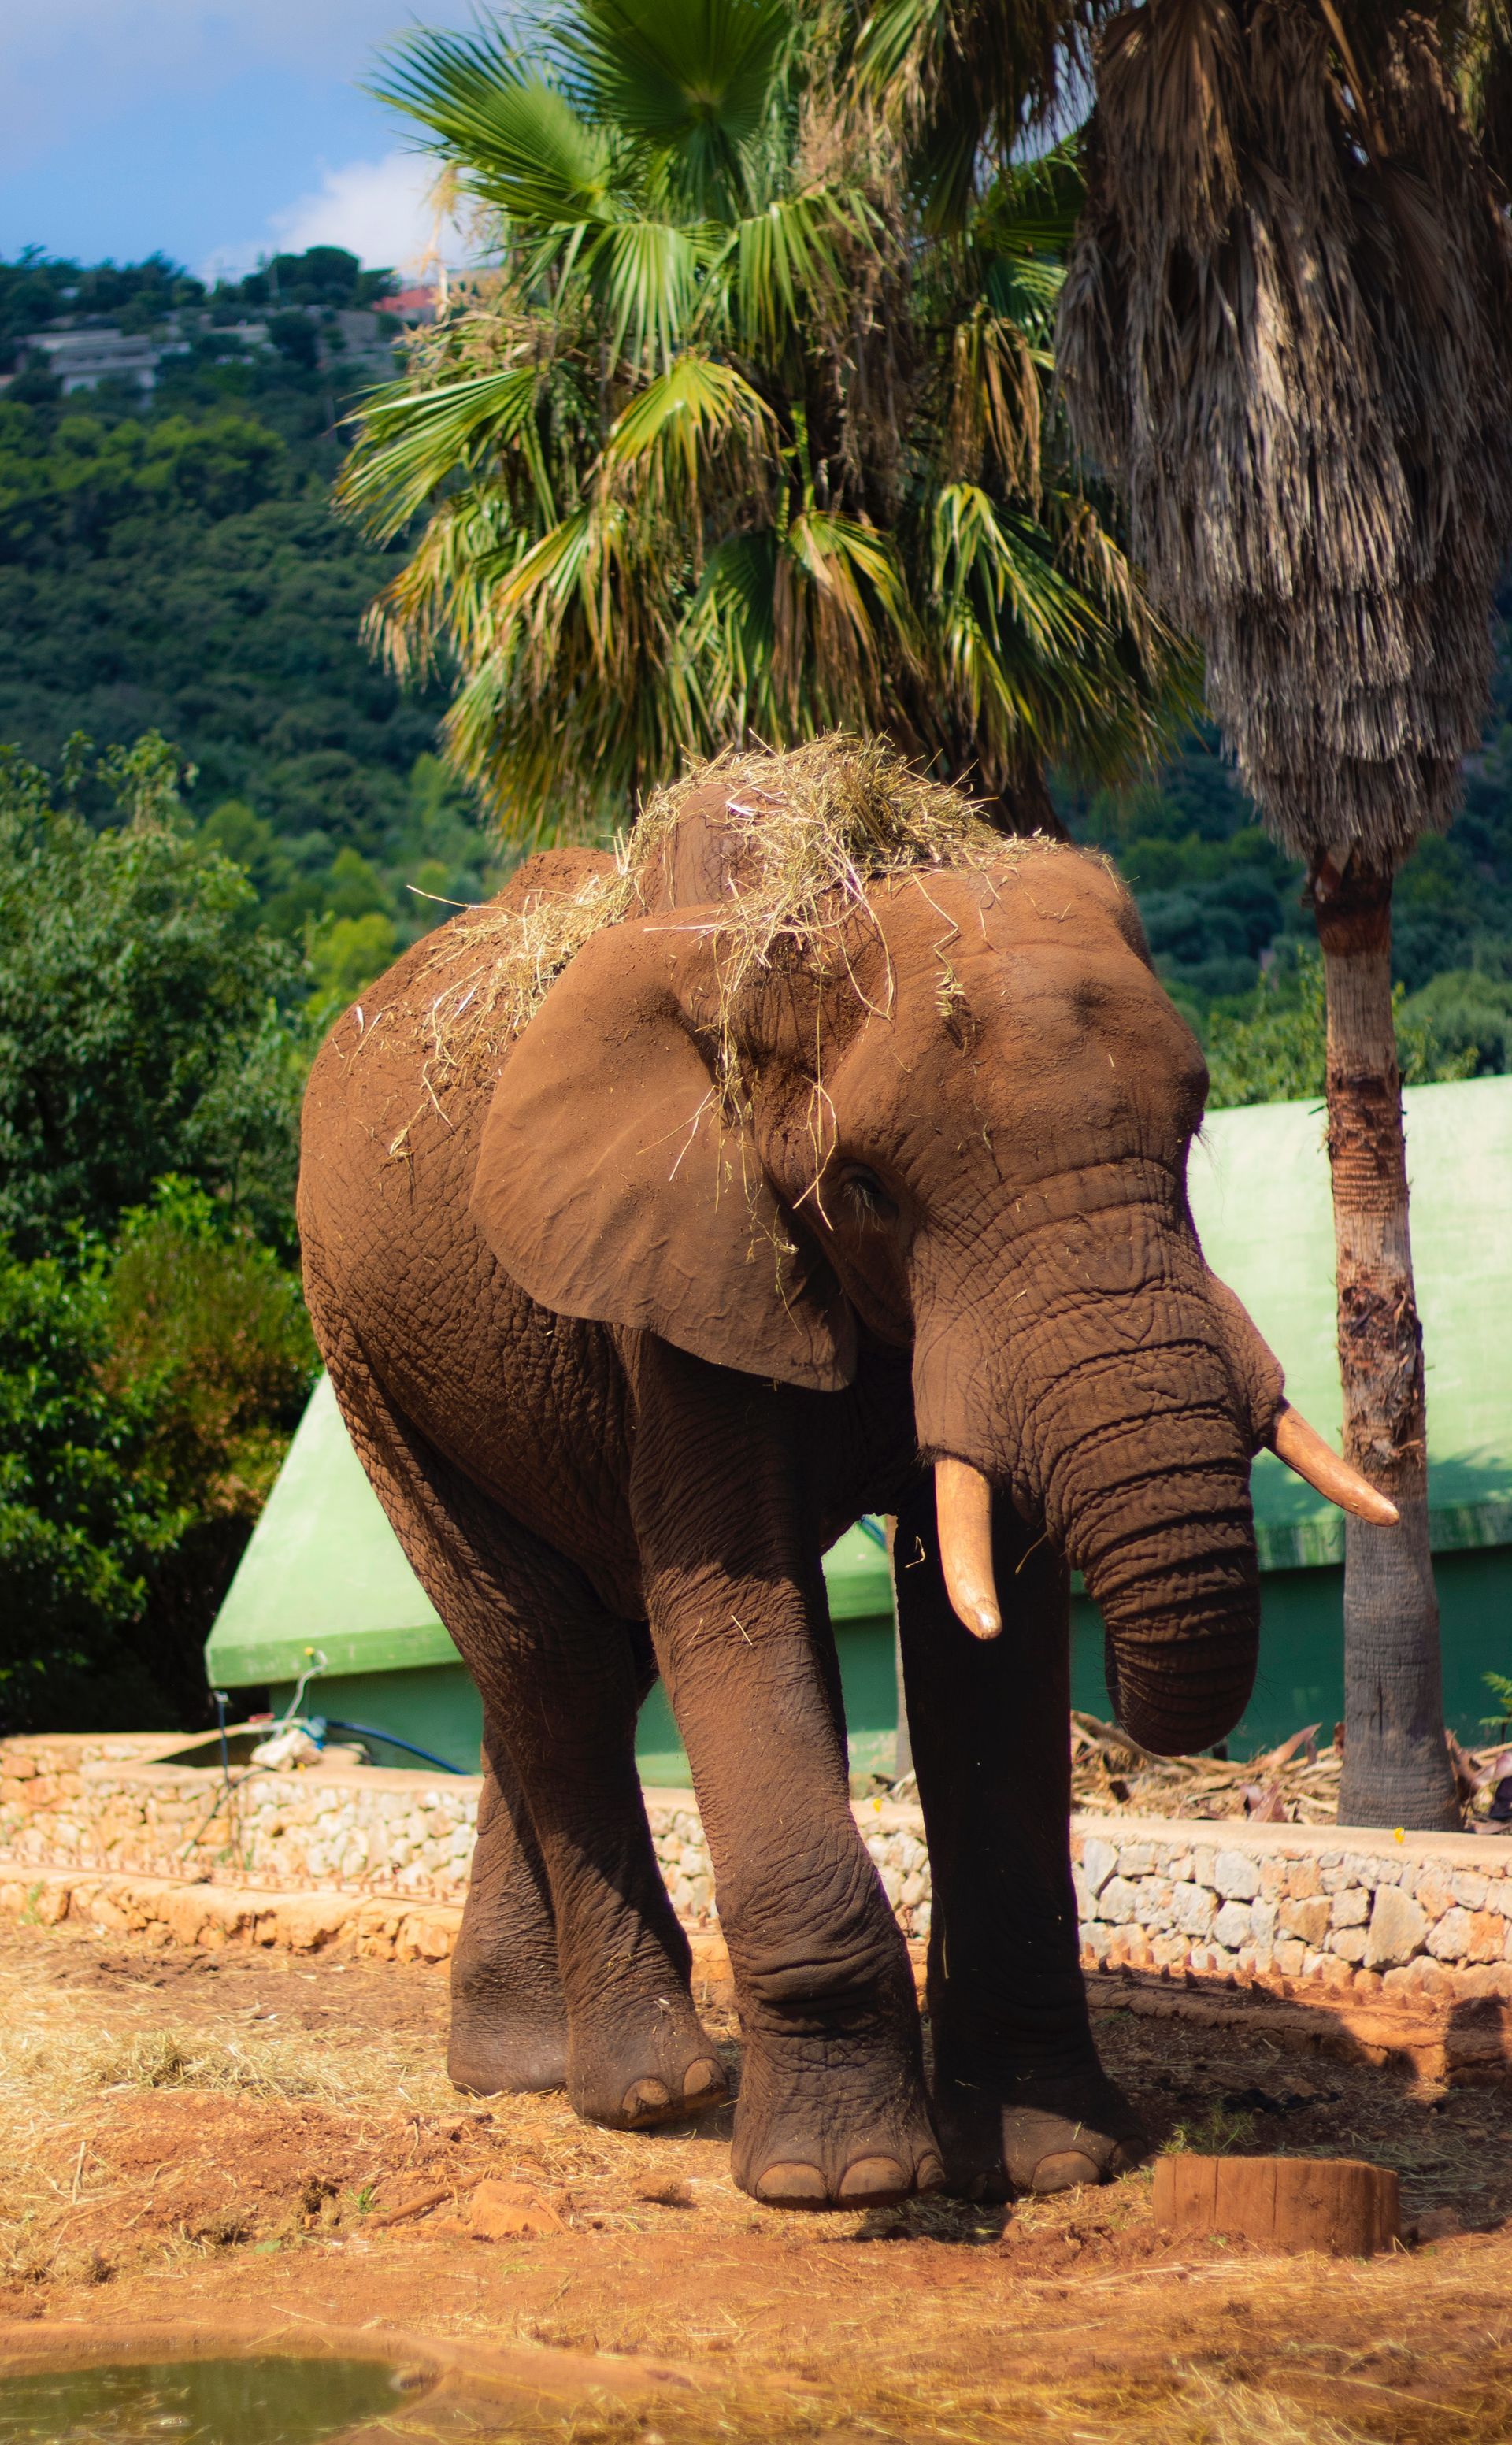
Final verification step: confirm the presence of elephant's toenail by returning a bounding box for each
[680,2058,724,2102]
[836,2155,908,2203]
[1029,2148,1102,2195]
[916,2152,947,2193]
[623,2077,671,2117]
[754,2162,827,2204]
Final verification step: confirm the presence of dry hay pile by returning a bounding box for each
[1069,1713,1512,1831]
[417,734,1033,1094]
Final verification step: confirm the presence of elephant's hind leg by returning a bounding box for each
[328,1359,728,2132]
[449,1727,568,2096]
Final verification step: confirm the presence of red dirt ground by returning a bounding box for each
[4,1919,1512,2441]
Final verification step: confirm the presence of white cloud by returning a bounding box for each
[273,150,450,276]
[202,151,470,283]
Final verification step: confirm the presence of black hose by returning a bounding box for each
[316,1717,467,1775]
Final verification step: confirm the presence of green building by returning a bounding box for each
[206,1077,1512,1774]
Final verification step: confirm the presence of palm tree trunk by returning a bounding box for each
[1315,867,1458,1831]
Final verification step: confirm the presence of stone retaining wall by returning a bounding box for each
[0,1736,930,1939]
[6,1735,1512,2035]
[1070,1822,1512,2017]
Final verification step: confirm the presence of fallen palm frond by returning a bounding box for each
[1066,1710,1512,1829]
[417,732,1050,1092]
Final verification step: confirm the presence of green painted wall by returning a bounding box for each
[1073,1542,1512,1756]
[213,1077,1512,1777]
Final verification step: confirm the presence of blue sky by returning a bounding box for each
[0,2,481,281]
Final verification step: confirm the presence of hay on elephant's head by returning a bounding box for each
[419,735,1033,1094]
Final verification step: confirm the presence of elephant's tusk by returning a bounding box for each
[1268,1402,1399,1526]
[934,1458,1003,1639]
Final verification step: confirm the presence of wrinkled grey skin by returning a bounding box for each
[297,810,1284,2209]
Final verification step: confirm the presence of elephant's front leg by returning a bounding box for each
[631,1346,943,2209]
[894,1482,1147,2198]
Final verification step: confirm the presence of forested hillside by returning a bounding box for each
[2,244,1510,1735]
[5,250,1512,1075]
[0,249,508,1019]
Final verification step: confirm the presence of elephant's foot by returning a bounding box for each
[732,2028,945,2210]
[934,2062,1147,2199]
[448,1987,570,2097]
[567,1994,729,2132]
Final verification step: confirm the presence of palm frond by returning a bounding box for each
[848,0,1085,228]
[336,366,546,538]
[714,185,865,350]
[602,351,774,509]
[595,217,707,364]
[564,0,795,210]
[375,31,617,227]
[343,0,1185,845]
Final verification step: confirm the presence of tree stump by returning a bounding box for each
[1152,2155,1399,2256]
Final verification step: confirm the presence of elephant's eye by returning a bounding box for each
[840,1165,897,1224]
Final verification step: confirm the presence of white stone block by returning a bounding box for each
[1365,1884,1429,1969]
[1213,1849,1261,1901]
[1094,1876,1140,1925]
[1172,1882,1217,1938]
[1331,1887,1369,1928]
[1426,1906,1473,1962]
[1079,1836,1117,1898]
[1212,1899,1252,1950]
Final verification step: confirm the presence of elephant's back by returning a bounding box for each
[297,844,639,1584]
[301,843,618,1223]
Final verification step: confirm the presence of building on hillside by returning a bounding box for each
[206,1075,1512,1777]
[24,328,176,393]
[329,309,402,369]
[375,286,439,328]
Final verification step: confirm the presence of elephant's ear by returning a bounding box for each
[469,916,856,1390]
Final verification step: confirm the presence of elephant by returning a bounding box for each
[297,740,1389,2210]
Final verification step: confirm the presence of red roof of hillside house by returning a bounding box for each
[376,287,439,324]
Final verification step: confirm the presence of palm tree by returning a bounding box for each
[335,0,1188,843]
[1056,6,1512,1827]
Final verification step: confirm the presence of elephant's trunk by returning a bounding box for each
[1025,1281,1268,1753]
[914,1175,1399,1752]
[914,1195,1275,1754]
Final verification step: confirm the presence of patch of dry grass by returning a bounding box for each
[0,2021,458,2115]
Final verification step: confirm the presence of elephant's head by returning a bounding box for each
[469,772,1390,1754]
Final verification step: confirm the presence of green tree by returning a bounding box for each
[0,735,306,1256]
[0,1182,317,1734]
[0,1232,179,1731]
[336,0,1188,839]
[1203,950,1477,1112]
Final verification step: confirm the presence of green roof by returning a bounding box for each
[206,1376,893,1687]
[209,1075,1512,1687]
